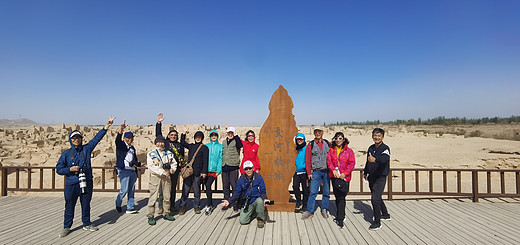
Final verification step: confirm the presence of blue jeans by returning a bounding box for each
[306,170,330,214]
[116,169,138,210]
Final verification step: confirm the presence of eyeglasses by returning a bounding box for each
[244,167,253,171]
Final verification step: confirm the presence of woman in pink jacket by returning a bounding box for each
[327,132,356,229]
[240,130,260,175]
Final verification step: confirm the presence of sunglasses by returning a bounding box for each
[71,136,82,140]
[244,167,253,171]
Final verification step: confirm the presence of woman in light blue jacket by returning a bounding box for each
[204,130,223,215]
[293,133,309,213]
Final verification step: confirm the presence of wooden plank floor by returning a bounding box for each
[0,194,519,244]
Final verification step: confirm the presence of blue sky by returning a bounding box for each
[1,1,519,126]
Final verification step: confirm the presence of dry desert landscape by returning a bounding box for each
[1,123,519,196]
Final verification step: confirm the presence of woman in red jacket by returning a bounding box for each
[327,132,356,229]
[240,130,260,175]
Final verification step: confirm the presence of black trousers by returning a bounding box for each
[222,169,238,200]
[205,176,217,207]
[332,178,349,223]
[169,168,180,210]
[292,172,309,208]
[368,175,388,223]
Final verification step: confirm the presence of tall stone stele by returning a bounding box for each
[258,85,298,212]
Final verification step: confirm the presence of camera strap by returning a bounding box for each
[69,147,86,168]
[154,149,171,165]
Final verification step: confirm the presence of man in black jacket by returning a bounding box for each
[363,128,391,231]
[156,113,185,213]
[179,125,209,215]
[115,120,141,214]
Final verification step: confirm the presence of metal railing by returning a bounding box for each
[1,166,519,202]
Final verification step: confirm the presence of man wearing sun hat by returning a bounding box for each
[56,116,116,238]
[221,161,271,228]
[114,120,141,214]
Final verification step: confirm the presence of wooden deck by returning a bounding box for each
[0,194,519,244]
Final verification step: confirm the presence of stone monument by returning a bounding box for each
[258,85,298,212]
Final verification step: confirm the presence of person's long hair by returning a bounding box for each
[331,132,349,148]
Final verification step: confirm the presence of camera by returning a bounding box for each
[162,163,171,170]
[78,169,87,194]
[238,195,252,211]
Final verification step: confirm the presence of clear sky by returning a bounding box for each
[1,1,519,126]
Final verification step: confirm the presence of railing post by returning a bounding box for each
[516,171,520,195]
[387,170,393,201]
[1,167,7,196]
[472,170,479,202]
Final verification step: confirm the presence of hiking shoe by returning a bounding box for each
[148,217,156,225]
[126,209,138,214]
[294,203,302,213]
[204,206,213,215]
[82,224,99,232]
[59,228,70,238]
[194,207,201,214]
[381,214,391,221]
[369,222,382,230]
[257,218,265,228]
[179,206,186,215]
[321,209,329,219]
[164,214,176,221]
[333,218,344,229]
[301,211,314,220]
[116,206,122,213]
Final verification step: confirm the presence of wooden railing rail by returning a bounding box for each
[1,166,519,202]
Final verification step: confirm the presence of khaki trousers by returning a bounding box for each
[147,174,171,218]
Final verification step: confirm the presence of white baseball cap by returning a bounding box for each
[227,127,236,133]
[243,160,254,170]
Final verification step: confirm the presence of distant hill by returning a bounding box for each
[0,118,43,127]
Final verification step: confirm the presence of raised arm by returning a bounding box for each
[115,120,126,150]
[155,113,165,137]
[86,116,115,151]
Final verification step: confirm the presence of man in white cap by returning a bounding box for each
[301,126,331,220]
[56,116,115,237]
[221,126,243,211]
[222,161,271,228]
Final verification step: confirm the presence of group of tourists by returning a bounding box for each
[294,127,391,230]
[55,115,391,238]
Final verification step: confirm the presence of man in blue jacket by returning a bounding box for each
[115,120,141,214]
[221,161,271,228]
[56,116,115,238]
